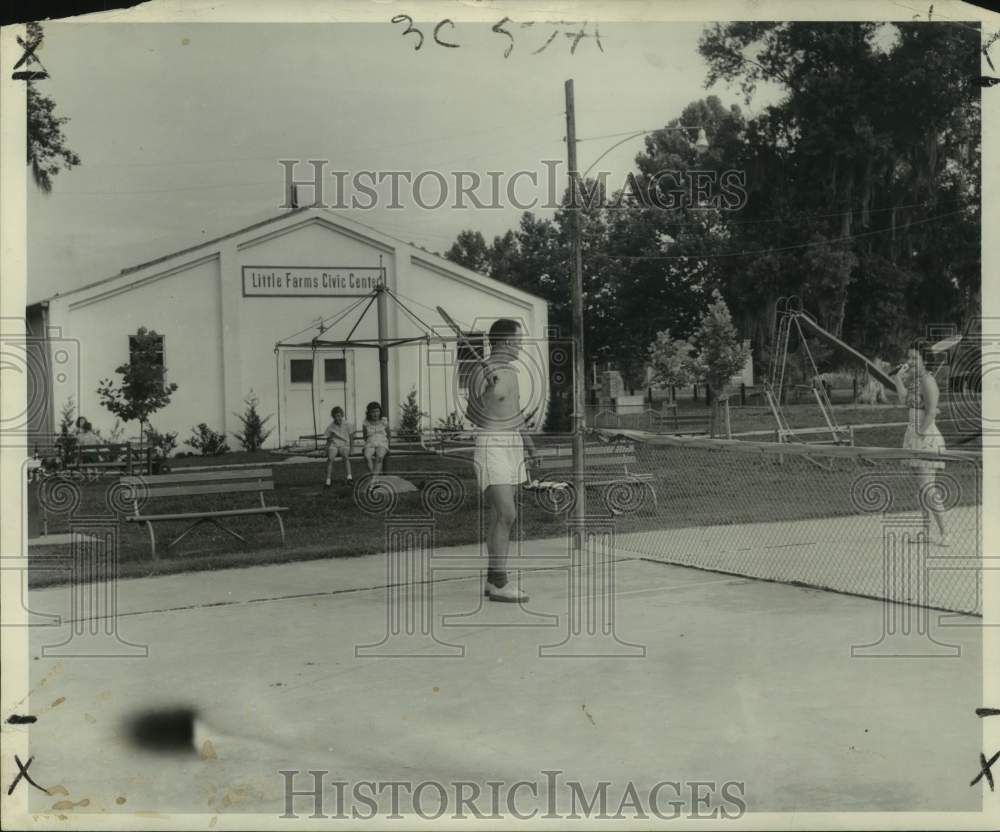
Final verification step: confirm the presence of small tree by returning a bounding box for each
[232,391,273,452]
[97,327,178,448]
[397,386,426,441]
[647,330,698,403]
[688,291,751,436]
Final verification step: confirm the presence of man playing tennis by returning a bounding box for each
[466,319,537,603]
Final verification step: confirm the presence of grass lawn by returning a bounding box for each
[27,452,580,587]
[28,398,981,587]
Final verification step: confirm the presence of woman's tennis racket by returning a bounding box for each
[929,334,963,353]
[891,335,965,376]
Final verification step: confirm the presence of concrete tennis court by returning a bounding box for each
[22,519,982,818]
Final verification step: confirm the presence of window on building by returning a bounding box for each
[457,333,485,390]
[128,333,164,368]
[289,359,313,383]
[324,358,346,383]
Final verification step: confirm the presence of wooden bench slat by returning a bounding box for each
[141,481,275,498]
[123,468,274,485]
[535,446,635,458]
[580,474,655,484]
[126,505,288,522]
[538,456,638,471]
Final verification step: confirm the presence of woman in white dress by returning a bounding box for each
[893,349,949,546]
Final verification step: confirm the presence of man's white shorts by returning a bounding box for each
[474,431,527,492]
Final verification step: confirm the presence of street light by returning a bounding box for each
[694,127,710,153]
[580,124,710,181]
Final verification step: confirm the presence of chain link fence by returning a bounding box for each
[589,431,982,616]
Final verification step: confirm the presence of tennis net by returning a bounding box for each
[588,430,983,616]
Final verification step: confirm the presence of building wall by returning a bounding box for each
[46,255,226,443]
[25,303,52,444]
[38,213,548,451]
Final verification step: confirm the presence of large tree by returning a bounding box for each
[25,22,81,193]
[443,22,980,391]
[444,229,490,273]
[698,21,980,360]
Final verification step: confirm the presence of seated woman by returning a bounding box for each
[75,418,100,446]
[75,418,106,464]
[362,401,390,476]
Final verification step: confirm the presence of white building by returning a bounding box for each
[27,207,549,450]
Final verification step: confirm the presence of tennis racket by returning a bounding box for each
[891,335,965,376]
[436,305,490,371]
[928,334,963,353]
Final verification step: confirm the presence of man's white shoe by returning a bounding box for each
[485,581,529,603]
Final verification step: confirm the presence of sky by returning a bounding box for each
[25,21,783,302]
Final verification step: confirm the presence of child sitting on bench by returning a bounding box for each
[362,401,390,476]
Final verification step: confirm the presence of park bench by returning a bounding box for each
[68,443,154,476]
[120,467,287,560]
[648,408,711,435]
[645,403,711,435]
[29,442,154,480]
[295,431,400,454]
[532,442,658,513]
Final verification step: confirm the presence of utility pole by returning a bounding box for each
[564,79,587,524]
[376,262,390,473]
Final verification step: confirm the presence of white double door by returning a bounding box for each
[281,349,356,442]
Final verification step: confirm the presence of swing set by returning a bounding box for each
[764,297,856,461]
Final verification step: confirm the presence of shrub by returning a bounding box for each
[397,386,426,440]
[146,426,179,458]
[436,410,466,434]
[107,420,125,444]
[186,423,230,455]
[232,391,273,452]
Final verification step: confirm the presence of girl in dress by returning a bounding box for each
[362,401,390,476]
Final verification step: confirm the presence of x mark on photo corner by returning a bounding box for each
[970,708,1000,792]
[7,754,49,797]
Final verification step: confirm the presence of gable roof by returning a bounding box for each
[28,207,310,306]
[28,206,545,308]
